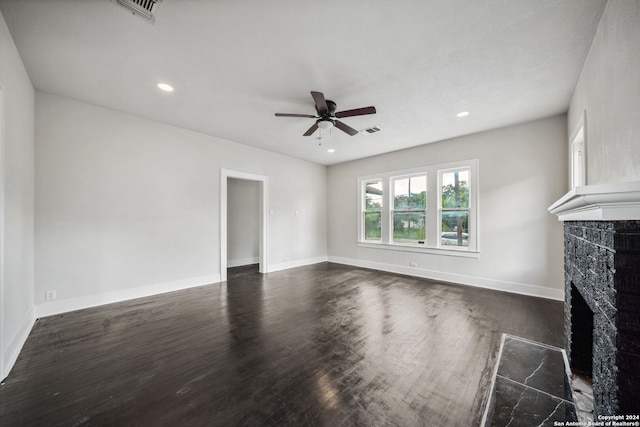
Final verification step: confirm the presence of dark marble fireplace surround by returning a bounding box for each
[564,220,640,416]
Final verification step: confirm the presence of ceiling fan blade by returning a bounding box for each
[303,122,319,136]
[275,113,317,118]
[335,106,377,118]
[311,91,328,115]
[334,120,359,136]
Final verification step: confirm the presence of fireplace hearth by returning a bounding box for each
[564,220,640,416]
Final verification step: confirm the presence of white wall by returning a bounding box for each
[0,10,35,380]
[568,0,640,185]
[328,115,568,300]
[227,178,259,267]
[35,92,327,315]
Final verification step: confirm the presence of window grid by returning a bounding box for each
[357,160,478,254]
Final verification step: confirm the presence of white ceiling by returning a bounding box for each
[0,0,607,166]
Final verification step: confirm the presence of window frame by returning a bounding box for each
[357,160,479,257]
[361,178,384,242]
[390,173,428,244]
[437,166,473,251]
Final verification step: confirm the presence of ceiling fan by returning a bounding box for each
[275,91,376,136]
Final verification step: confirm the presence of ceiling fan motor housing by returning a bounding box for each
[318,100,337,117]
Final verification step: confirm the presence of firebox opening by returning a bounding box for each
[570,283,593,377]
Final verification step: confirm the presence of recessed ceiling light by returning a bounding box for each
[456,111,470,117]
[157,82,174,92]
[327,149,336,153]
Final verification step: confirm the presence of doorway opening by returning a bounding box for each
[220,169,268,282]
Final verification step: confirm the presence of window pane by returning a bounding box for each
[393,212,426,242]
[440,211,469,247]
[441,170,469,208]
[394,178,409,209]
[365,181,383,211]
[394,176,426,210]
[364,212,382,240]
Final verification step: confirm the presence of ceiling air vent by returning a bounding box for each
[364,126,381,134]
[112,0,161,23]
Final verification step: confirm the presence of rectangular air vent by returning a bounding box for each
[365,126,381,134]
[112,0,161,23]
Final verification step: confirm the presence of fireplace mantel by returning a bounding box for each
[548,181,640,221]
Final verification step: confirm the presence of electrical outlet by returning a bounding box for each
[45,290,57,301]
[410,261,418,267]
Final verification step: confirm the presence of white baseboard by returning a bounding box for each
[35,273,221,319]
[268,256,328,273]
[328,256,564,301]
[227,257,259,268]
[3,307,36,381]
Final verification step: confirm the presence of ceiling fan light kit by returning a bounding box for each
[275,91,376,137]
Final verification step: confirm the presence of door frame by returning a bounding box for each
[220,169,269,282]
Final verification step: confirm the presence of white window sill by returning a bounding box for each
[357,241,480,258]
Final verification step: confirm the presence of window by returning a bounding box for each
[363,179,383,241]
[570,126,585,188]
[392,175,426,243]
[439,168,469,248]
[358,160,478,255]
[569,110,587,190]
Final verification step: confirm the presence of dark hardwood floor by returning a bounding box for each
[0,263,563,426]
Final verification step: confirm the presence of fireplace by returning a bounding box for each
[564,220,640,416]
[569,283,593,377]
